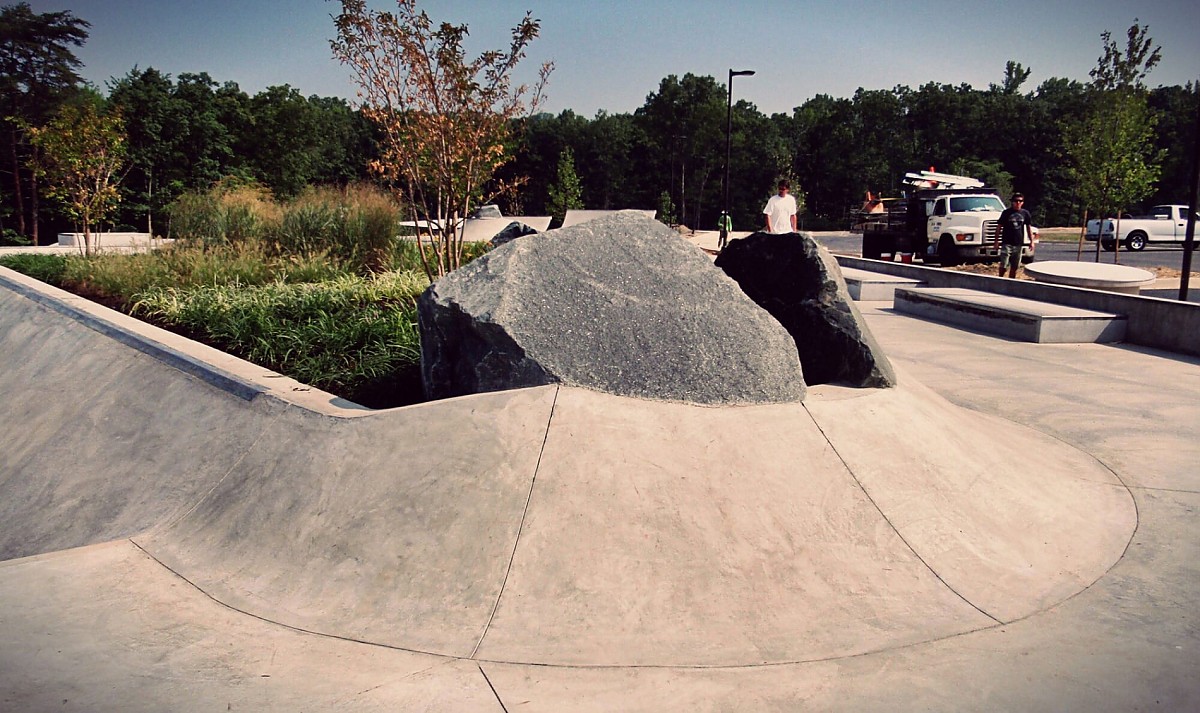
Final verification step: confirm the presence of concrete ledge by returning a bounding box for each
[1023,261,1156,294]
[0,266,363,416]
[841,267,924,301]
[894,287,1128,343]
[837,256,1199,356]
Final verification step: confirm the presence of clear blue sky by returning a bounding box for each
[30,0,1200,116]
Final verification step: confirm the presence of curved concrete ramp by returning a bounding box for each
[0,267,1135,672]
[0,283,287,561]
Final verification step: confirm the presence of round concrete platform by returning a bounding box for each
[1024,260,1156,294]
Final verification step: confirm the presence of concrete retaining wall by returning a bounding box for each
[837,256,1200,357]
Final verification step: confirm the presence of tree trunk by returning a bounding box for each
[29,167,39,247]
[8,126,26,238]
[146,167,154,237]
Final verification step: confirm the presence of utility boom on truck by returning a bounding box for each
[852,171,1037,265]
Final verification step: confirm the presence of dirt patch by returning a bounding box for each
[946,262,1035,280]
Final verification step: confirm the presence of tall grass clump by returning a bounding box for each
[168,181,281,248]
[278,184,400,273]
[60,252,176,299]
[176,182,402,275]
[277,188,343,257]
[131,270,430,407]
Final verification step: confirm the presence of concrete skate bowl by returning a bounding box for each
[0,267,1136,668]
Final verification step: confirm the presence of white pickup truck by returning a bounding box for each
[1085,204,1200,251]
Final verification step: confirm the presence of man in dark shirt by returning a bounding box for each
[997,193,1032,278]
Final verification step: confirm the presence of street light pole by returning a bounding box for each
[722,68,755,250]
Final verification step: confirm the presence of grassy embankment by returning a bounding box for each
[0,184,489,408]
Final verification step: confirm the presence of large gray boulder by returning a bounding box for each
[418,213,806,404]
[714,232,896,388]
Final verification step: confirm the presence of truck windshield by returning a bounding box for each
[949,196,1005,212]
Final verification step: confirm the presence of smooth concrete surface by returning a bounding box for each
[840,266,924,301]
[1024,260,1156,294]
[895,286,1128,343]
[1,266,1198,710]
[57,231,157,248]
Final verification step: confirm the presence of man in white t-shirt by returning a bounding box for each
[762,180,798,234]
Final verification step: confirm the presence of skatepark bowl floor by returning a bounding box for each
[1,265,1198,712]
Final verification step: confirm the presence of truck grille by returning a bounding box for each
[979,220,1001,256]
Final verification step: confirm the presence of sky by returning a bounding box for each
[30,0,1200,117]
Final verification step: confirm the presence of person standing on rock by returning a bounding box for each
[997,192,1032,278]
[762,179,798,234]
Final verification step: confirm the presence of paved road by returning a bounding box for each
[809,231,1197,272]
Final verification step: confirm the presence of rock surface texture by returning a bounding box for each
[715,232,896,387]
[418,212,806,404]
[488,220,540,248]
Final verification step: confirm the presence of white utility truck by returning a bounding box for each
[852,171,1037,265]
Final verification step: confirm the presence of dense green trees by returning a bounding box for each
[4,2,1196,241]
[1,2,89,244]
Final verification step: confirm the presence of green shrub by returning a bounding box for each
[131,270,429,406]
[0,253,68,285]
[1,229,31,246]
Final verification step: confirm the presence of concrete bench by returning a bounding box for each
[893,287,1127,343]
[1023,261,1156,295]
[840,267,924,301]
[58,232,155,248]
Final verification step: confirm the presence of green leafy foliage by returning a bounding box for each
[26,99,127,253]
[546,148,584,226]
[1064,21,1165,239]
[1,2,90,244]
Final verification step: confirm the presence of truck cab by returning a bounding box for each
[920,190,1035,266]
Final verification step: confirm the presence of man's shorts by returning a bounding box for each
[1000,243,1023,269]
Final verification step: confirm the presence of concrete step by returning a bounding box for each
[840,268,924,301]
[893,287,1127,343]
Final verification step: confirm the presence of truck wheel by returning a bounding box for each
[1125,232,1147,251]
[1021,254,1035,264]
[937,236,959,267]
[1101,240,1116,252]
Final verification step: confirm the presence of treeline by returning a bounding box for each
[504,69,1197,230]
[3,2,1197,244]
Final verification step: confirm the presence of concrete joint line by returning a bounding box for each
[477,663,509,713]
[800,403,1003,626]
[125,538,456,660]
[469,385,562,659]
